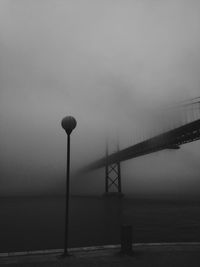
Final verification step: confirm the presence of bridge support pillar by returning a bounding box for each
[104,141,123,197]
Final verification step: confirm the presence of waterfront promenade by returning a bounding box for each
[1,243,200,266]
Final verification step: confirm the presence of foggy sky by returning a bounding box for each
[1,0,200,196]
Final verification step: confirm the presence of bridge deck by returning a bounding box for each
[85,118,200,171]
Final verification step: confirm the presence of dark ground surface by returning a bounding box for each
[1,196,200,253]
[1,244,200,267]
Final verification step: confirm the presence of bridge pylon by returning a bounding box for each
[104,139,123,197]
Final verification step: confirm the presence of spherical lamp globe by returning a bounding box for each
[61,116,77,135]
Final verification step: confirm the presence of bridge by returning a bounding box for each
[82,97,200,195]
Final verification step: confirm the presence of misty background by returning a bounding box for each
[1,0,200,197]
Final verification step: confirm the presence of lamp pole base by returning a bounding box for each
[58,251,73,259]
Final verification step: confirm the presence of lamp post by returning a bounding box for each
[61,116,77,256]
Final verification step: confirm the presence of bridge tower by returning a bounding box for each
[104,140,123,197]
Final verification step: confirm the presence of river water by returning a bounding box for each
[0,196,200,252]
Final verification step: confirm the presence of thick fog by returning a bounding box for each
[1,0,200,196]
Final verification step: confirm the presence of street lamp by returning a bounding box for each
[61,116,77,256]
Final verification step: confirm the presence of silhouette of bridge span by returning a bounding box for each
[86,117,200,171]
[82,97,200,194]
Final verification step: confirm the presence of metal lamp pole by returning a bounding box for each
[61,116,77,256]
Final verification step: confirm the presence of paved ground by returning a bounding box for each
[1,243,200,266]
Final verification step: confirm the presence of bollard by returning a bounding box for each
[120,225,133,254]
